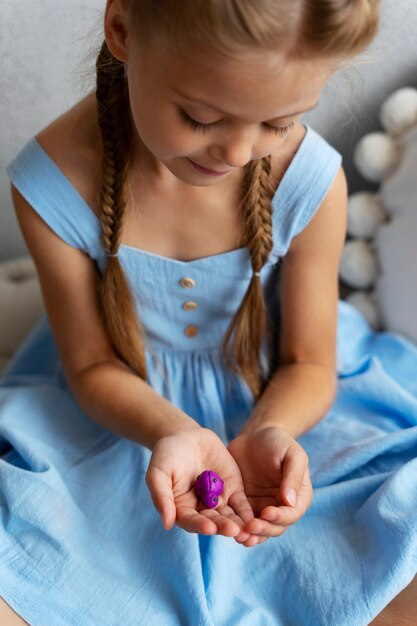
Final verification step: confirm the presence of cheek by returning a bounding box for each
[128,93,201,157]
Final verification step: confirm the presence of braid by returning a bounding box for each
[95,41,148,378]
[222,156,275,399]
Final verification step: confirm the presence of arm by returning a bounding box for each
[71,361,199,450]
[227,166,348,540]
[12,183,258,541]
[241,363,336,439]
[241,165,348,438]
[12,184,198,450]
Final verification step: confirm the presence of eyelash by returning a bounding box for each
[180,110,295,137]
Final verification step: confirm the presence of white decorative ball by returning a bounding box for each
[380,87,417,136]
[345,291,379,329]
[353,133,399,182]
[347,192,386,238]
[339,240,378,289]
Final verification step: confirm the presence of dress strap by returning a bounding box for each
[270,124,343,261]
[6,138,102,253]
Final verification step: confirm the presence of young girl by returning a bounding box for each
[1,0,417,624]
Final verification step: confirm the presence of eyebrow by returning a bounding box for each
[171,87,319,120]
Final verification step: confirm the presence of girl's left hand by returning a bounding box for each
[227,426,313,547]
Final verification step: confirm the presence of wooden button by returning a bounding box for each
[179,277,196,288]
[183,300,198,311]
[185,325,199,338]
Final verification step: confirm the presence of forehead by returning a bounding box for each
[142,40,334,120]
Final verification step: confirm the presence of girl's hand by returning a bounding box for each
[227,426,313,547]
[146,426,256,542]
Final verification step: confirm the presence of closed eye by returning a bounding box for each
[179,110,295,137]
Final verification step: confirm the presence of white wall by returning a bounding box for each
[1,0,417,261]
[0,0,104,261]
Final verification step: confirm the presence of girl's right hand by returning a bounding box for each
[145,426,255,542]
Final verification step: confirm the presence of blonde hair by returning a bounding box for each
[95,0,380,399]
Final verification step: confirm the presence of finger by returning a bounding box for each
[241,534,272,548]
[243,517,287,538]
[260,471,313,526]
[234,528,254,543]
[145,465,177,530]
[280,445,309,508]
[226,490,255,543]
[228,489,256,525]
[200,502,253,538]
[218,502,254,540]
[176,506,218,535]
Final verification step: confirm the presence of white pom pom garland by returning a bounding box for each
[380,87,417,136]
[347,192,386,238]
[353,133,399,182]
[339,240,378,289]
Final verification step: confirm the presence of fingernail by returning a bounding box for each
[286,488,297,507]
[261,514,275,522]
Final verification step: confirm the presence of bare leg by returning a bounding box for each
[369,575,417,625]
[0,597,30,625]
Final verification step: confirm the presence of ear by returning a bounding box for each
[104,0,130,63]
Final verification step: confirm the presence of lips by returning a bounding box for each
[188,158,231,175]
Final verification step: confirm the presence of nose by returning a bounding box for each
[210,125,260,169]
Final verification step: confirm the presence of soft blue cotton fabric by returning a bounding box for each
[1,124,416,625]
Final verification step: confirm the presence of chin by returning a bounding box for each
[181,175,222,188]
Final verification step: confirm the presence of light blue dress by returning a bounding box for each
[1,125,417,626]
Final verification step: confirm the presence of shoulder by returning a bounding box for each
[35,91,102,219]
[288,162,347,257]
[277,164,347,371]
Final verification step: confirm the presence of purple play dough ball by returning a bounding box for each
[201,492,221,509]
[195,470,224,509]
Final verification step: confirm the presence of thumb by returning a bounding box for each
[280,445,308,508]
[145,465,176,530]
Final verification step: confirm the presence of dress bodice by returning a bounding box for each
[6,124,342,351]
